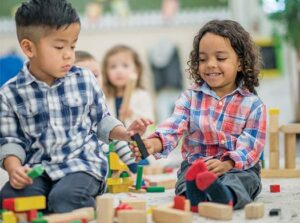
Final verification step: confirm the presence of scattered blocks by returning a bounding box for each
[120,199,146,210]
[118,210,147,223]
[149,178,176,189]
[270,184,280,193]
[245,202,264,219]
[198,202,233,220]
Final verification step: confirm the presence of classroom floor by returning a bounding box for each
[0,140,299,222]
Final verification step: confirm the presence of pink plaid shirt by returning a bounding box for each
[151,83,266,170]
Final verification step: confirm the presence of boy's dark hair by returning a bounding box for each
[75,50,95,63]
[187,19,262,94]
[15,0,80,42]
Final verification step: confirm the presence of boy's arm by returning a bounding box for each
[0,94,27,168]
[220,104,267,169]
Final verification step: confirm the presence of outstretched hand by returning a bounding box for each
[206,159,234,176]
[126,118,153,139]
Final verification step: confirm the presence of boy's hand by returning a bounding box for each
[126,118,153,140]
[130,138,159,162]
[205,159,234,177]
[8,166,33,189]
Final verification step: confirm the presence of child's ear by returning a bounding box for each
[237,60,242,72]
[20,39,35,58]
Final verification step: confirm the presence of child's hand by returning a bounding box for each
[126,118,153,139]
[8,165,33,189]
[206,159,234,176]
[130,138,156,162]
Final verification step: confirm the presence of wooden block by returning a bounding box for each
[14,195,46,212]
[284,133,296,169]
[44,207,94,222]
[269,133,279,169]
[121,199,146,210]
[280,124,300,133]
[198,202,232,220]
[270,184,280,193]
[245,202,264,219]
[3,211,17,223]
[128,186,146,193]
[27,164,44,180]
[269,108,279,132]
[269,208,281,216]
[149,179,176,189]
[118,210,147,223]
[152,207,192,223]
[173,196,185,211]
[15,212,27,221]
[96,195,114,223]
[2,198,15,211]
[143,166,164,175]
[261,169,300,178]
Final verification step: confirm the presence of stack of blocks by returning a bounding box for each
[261,108,300,178]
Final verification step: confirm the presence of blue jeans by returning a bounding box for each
[0,172,105,213]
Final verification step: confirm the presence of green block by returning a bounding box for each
[146,186,165,193]
[135,165,143,190]
[120,171,129,178]
[27,164,44,180]
[32,218,48,223]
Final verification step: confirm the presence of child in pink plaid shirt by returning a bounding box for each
[131,19,266,211]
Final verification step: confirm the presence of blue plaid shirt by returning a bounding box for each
[0,63,123,181]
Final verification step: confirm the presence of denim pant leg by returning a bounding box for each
[48,172,105,213]
[219,163,262,209]
[175,160,190,196]
[0,172,52,209]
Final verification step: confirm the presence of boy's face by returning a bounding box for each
[198,32,241,98]
[76,59,102,87]
[26,23,80,85]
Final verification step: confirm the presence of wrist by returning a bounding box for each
[224,160,234,170]
[4,156,22,174]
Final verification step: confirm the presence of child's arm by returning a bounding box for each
[3,156,32,189]
[220,103,267,170]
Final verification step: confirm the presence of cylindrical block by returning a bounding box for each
[269,108,280,133]
[269,133,279,169]
[284,133,296,169]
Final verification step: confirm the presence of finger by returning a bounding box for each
[16,168,33,184]
[206,161,218,171]
[10,178,25,190]
[14,172,32,185]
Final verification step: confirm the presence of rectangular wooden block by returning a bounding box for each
[118,210,147,223]
[198,202,233,220]
[14,195,46,211]
[261,169,300,178]
[44,207,94,222]
[152,207,192,223]
[280,124,300,133]
[121,199,146,210]
[149,179,176,189]
[245,202,264,219]
[96,195,114,223]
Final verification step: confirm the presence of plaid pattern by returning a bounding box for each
[151,83,266,170]
[0,63,120,180]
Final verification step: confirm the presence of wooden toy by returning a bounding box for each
[146,186,165,192]
[27,164,44,179]
[96,195,114,223]
[198,202,233,220]
[269,208,281,216]
[270,184,280,193]
[245,202,264,219]
[131,134,149,160]
[14,195,46,212]
[44,207,94,222]
[120,199,146,210]
[118,210,147,223]
[149,178,176,189]
[152,207,192,223]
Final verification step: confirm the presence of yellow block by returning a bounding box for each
[109,152,129,171]
[3,211,17,223]
[14,195,46,211]
[269,108,280,115]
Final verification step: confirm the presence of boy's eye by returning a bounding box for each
[55,46,63,50]
[199,58,206,62]
[217,58,226,61]
[71,46,76,50]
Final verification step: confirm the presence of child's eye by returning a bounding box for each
[71,46,76,50]
[55,46,63,50]
[199,58,206,62]
[217,58,226,61]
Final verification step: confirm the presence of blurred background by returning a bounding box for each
[0,0,299,159]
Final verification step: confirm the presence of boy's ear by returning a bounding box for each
[237,60,242,72]
[20,39,35,58]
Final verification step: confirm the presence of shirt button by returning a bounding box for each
[218,101,223,106]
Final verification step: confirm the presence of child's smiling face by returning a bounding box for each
[198,32,241,97]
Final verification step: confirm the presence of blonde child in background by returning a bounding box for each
[131,19,266,212]
[101,45,155,127]
[75,50,138,174]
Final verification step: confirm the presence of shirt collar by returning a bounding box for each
[16,61,76,88]
[188,82,251,98]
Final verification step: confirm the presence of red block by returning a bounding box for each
[27,209,38,221]
[270,184,280,193]
[173,195,186,210]
[3,198,15,211]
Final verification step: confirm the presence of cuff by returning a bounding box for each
[0,143,26,168]
[128,163,137,174]
[148,132,170,159]
[97,116,124,144]
[221,151,243,169]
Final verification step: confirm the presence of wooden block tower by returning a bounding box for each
[261,108,300,178]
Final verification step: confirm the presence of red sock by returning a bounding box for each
[185,159,207,181]
[195,171,217,191]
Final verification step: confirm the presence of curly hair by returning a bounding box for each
[187,19,262,94]
[101,45,144,97]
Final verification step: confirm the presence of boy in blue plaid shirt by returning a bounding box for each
[0,0,151,213]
